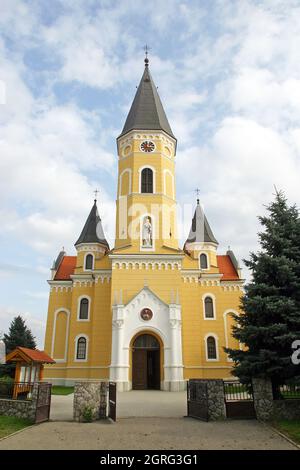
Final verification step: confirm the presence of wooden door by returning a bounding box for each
[132,349,147,389]
[147,350,160,389]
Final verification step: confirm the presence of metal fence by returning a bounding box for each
[273,383,300,400]
[0,381,34,400]
[223,381,253,401]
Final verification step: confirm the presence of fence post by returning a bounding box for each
[252,378,274,421]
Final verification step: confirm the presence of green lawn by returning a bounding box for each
[51,386,74,395]
[274,420,300,444]
[0,416,31,439]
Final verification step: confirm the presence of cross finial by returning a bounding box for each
[94,189,99,202]
[195,188,200,204]
[143,44,151,66]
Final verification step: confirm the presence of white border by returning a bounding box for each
[138,165,156,194]
[51,308,70,363]
[204,333,219,361]
[74,334,89,362]
[202,293,216,320]
[77,295,91,321]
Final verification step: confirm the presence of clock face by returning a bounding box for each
[140,141,155,153]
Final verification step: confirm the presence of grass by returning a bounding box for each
[51,386,74,395]
[0,416,31,439]
[273,420,300,444]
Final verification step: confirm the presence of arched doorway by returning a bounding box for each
[132,334,160,390]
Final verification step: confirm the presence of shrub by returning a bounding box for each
[82,405,93,422]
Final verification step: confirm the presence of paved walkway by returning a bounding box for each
[50,394,74,421]
[117,390,186,417]
[50,390,186,421]
[0,418,296,450]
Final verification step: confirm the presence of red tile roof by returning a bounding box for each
[217,255,239,280]
[7,347,55,364]
[54,256,76,280]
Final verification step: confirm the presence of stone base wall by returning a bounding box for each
[273,399,300,420]
[206,380,226,420]
[252,378,300,421]
[252,378,274,421]
[0,383,39,423]
[73,381,108,422]
[188,379,226,421]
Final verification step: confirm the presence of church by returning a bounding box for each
[43,56,244,391]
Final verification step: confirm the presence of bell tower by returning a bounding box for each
[114,56,178,253]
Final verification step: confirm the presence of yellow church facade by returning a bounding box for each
[43,57,244,391]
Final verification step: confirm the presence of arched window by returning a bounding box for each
[85,254,93,270]
[133,334,159,349]
[76,337,87,360]
[79,298,89,320]
[141,168,153,193]
[200,253,208,269]
[206,336,217,360]
[204,297,214,318]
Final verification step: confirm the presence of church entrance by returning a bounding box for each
[132,334,160,390]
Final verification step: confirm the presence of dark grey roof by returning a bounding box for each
[185,200,218,246]
[75,200,109,249]
[119,63,175,139]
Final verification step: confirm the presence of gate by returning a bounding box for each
[224,381,256,419]
[187,380,209,421]
[35,383,52,424]
[108,382,116,422]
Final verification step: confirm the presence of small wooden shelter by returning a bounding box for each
[6,347,55,384]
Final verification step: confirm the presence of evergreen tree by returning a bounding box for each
[226,191,300,385]
[3,316,36,354]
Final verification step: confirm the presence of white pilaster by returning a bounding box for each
[109,304,129,391]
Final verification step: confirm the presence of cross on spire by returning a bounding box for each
[194,188,200,204]
[94,189,99,202]
[143,44,151,66]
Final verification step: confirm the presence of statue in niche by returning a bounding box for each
[142,216,152,248]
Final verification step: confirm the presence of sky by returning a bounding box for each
[0,0,300,348]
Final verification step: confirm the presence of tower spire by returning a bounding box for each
[119,54,175,139]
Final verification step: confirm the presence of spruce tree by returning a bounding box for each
[3,316,36,354]
[226,191,300,385]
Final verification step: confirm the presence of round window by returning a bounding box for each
[140,308,153,321]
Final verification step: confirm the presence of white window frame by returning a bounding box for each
[77,295,91,322]
[204,333,219,361]
[138,165,156,194]
[74,334,89,362]
[199,252,210,270]
[84,252,94,271]
[202,293,216,320]
[140,213,155,252]
[51,308,70,363]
